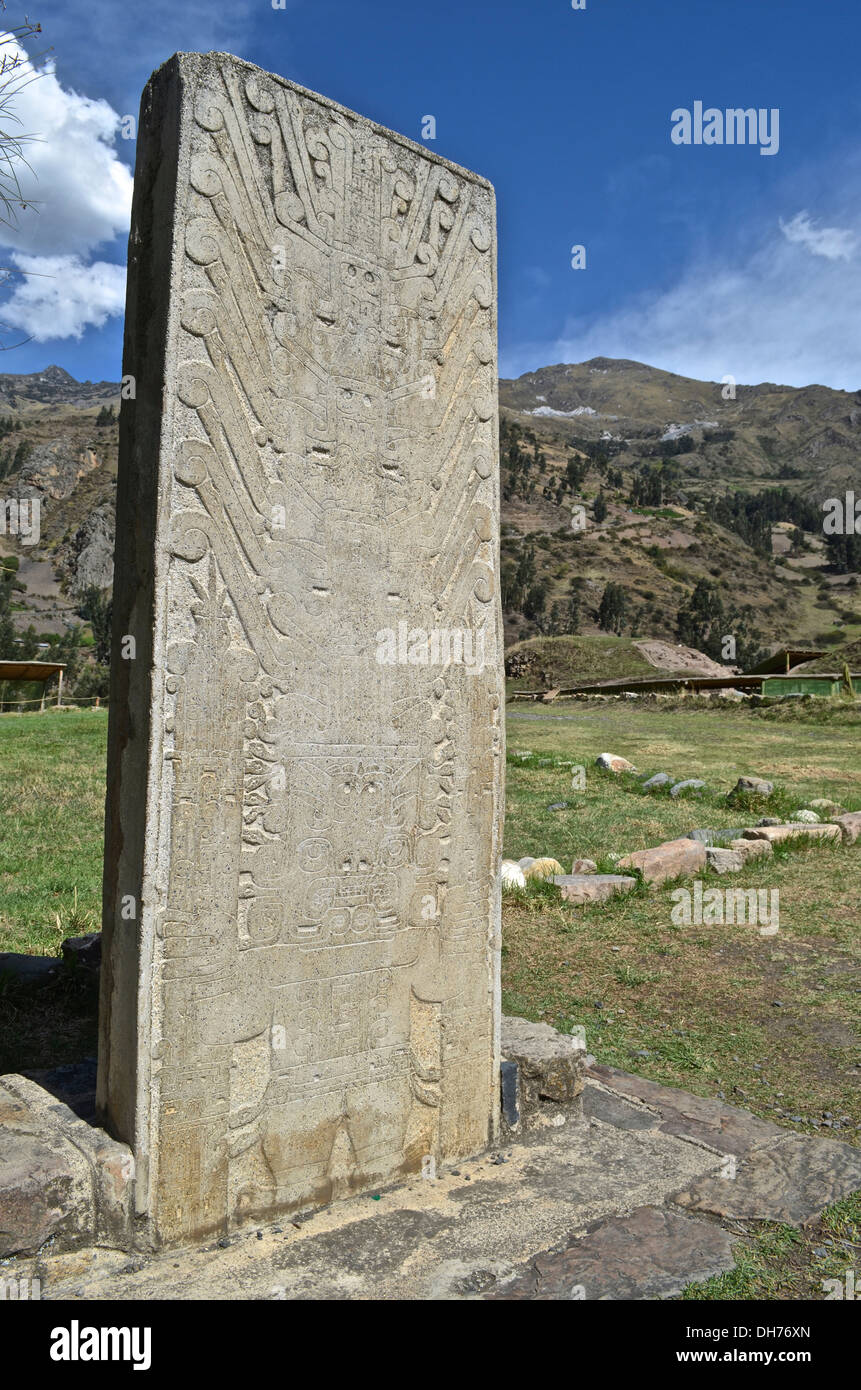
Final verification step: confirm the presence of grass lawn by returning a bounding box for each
[503,697,861,1148]
[682,1192,861,1300]
[0,708,108,957]
[0,709,108,1073]
[0,698,859,1299]
[505,697,861,866]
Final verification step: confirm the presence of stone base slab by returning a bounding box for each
[742,823,842,844]
[616,837,707,885]
[500,1014,585,1126]
[553,873,637,904]
[0,1074,134,1256]
[5,1091,729,1301]
[4,1025,860,1295]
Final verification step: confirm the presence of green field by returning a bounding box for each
[0,709,108,1072]
[502,697,861,1151]
[0,708,108,955]
[0,701,859,1147]
[504,697,861,865]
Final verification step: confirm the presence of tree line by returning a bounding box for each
[0,568,112,706]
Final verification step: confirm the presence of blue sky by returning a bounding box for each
[3,0,860,389]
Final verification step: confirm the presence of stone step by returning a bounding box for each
[552,873,637,904]
[487,1205,737,1300]
[616,837,707,885]
[742,823,841,844]
[0,1074,133,1257]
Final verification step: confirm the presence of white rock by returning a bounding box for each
[791,809,820,823]
[501,860,527,890]
[523,857,564,880]
[596,753,637,773]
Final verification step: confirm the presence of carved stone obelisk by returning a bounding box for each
[98,52,503,1247]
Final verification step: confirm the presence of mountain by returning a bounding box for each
[0,370,120,636]
[0,365,118,413]
[0,361,858,664]
[497,358,859,661]
[499,357,861,499]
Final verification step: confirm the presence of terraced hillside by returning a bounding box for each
[0,360,858,691]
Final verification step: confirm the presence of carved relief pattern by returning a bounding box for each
[149,60,502,1239]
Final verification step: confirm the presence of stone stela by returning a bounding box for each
[98,51,504,1247]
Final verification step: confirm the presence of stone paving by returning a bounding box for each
[487,1064,861,1300]
[5,1059,859,1300]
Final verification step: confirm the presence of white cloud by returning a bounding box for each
[504,209,861,391]
[1,254,126,340]
[0,37,132,338]
[0,40,133,257]
[779,211,856,262]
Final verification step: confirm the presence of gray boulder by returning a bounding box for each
[730,776,773,798]
[688,827,746,846]
[670,779,706,798]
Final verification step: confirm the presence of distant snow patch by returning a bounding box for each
[527,405,597,418]
[661,420,719,441]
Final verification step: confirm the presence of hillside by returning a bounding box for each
[0,370,119,640]
[795,638,861,674]
[0,360,858,679]
[505,634,731,690]
[497,358,860,662]
[500,357,861,499]
[0,366,118,414]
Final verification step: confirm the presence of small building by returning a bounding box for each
[743,648,826,676]
[0,660,66,710]
[761,672,850,698]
